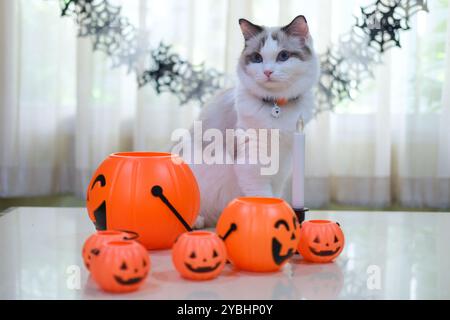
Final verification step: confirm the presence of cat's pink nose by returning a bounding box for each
[264,70,273,78]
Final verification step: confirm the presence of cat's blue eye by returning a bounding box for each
[277,50,290,62]
[249,52,263,63]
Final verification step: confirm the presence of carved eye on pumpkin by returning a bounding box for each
[298,220,345,263]
[91,174,106,190]
[172,231,227,281]
[90,241,150,293]
[275,219,290,231]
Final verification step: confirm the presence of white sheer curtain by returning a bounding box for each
[0,0,449,209]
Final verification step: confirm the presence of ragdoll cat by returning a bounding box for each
[175,15,320,227]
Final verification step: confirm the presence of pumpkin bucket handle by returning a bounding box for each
[151,185,193,232]
[220,223,237,241]
[117,230,140,241]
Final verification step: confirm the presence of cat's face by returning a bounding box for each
[237,16,319,98]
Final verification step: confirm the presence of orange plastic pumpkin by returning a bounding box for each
[82,230,128,270]
[82,230,133,271]
[172,231,227,281]
[297,220,345,263]
[216,197,300,272]
[90,241,150,293]
[86,152,200,250]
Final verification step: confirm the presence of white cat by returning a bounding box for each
[177,16,320,227]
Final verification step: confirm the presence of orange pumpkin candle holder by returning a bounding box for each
[90,240,150,293]
[82,230,137,271]
[172,231,227,281]
[297,220,345,263]
[86,152,200,250]
[216,197,300,272]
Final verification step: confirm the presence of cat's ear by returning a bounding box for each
[239,18,263,41]
[282,15,309,39]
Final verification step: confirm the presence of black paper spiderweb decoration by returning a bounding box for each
[60,0,224,105]
[358,0,408,52]
[317,49,353,111]
[138,43,223,104]
[57,0,428,113]
[316,0,428,113]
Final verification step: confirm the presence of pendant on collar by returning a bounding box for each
[271,98,288,119]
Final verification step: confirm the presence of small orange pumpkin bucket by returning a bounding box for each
[82,230,138,271]
[90,240,150,293]
[172,231,227,281]
[86,152,200,250]
[297,220,345,263]
[216,197,300,272]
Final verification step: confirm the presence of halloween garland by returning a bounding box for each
[317,0,429,113]
[58,0,428,112]
[59,0,224,105]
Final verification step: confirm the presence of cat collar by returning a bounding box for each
[262,96,300,119]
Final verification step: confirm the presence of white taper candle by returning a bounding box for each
[292,118,305,209]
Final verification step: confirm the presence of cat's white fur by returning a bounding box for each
[181,16,320,227]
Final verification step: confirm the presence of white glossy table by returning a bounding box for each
[0,207,449,300]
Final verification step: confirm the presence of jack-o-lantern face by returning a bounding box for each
[172,231,227,280]
[297,220,345,263]
[216,197,300,272]
[90,241,150,293]
[113,258,148,286]
[86,174,109,230]
[185,249,221,274]
[86,152,200,250]
[272,217,299,266]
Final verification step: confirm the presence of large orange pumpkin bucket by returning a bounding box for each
[86,152,200,250]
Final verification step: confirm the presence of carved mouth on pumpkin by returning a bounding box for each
[309,247,341,257]
[272,238,294,265]
[93,201,107,230]
[113,275,144,285]
[184,262,221,273]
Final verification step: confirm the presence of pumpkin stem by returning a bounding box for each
[221,223,237,241]
[151,185,193,232]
